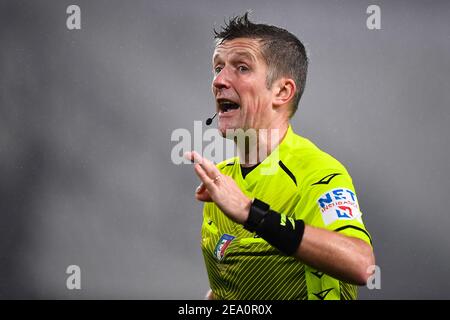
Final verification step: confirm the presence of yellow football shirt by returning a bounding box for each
[201,125,372,300]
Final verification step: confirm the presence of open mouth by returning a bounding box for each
[217,99,240,113]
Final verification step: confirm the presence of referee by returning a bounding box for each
[185,13,375,300]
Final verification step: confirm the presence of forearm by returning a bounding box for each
[294,225,375,285]
[244,201,375,285]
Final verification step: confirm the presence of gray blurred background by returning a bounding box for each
[0,0,449,299]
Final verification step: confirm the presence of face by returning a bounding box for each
[212,38,275,136]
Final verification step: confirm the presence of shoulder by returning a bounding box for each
[281,132,351,186]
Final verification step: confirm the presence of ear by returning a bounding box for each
[272,78,296,108]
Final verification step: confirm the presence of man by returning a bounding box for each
[185,13,375,300]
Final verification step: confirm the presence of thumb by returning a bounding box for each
[196,183,206,194]
[195,183,213,202]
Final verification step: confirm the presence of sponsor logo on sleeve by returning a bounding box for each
[317,188,361,225]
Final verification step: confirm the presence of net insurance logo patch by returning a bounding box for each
[214,234,235,261]
[317,188,361,225]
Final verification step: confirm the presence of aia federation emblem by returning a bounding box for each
[214,234,235,261]
[317,188,362,226]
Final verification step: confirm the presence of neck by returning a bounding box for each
[236,123,289,168]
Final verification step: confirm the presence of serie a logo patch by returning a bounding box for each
[214,234,235,261]
[317,188,361,225]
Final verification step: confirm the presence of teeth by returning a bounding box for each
[218,100,239,112]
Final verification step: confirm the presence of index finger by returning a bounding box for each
[191,151,221,178]
[183,151,200,164]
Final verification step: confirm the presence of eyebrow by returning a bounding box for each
[231,51,256,62]
[213,51,256,64]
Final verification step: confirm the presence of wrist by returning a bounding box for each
[255,211,305,255]
[239,197,253,225]
[243,198,270,232]
[243,198,305,256]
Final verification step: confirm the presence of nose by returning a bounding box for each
[212,68,231,91]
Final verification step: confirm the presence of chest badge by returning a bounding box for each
[214,234,235,261]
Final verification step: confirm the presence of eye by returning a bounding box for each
[238,65,249,72]
[214,66,223,75]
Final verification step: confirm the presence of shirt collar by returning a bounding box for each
[236,124,296,183]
